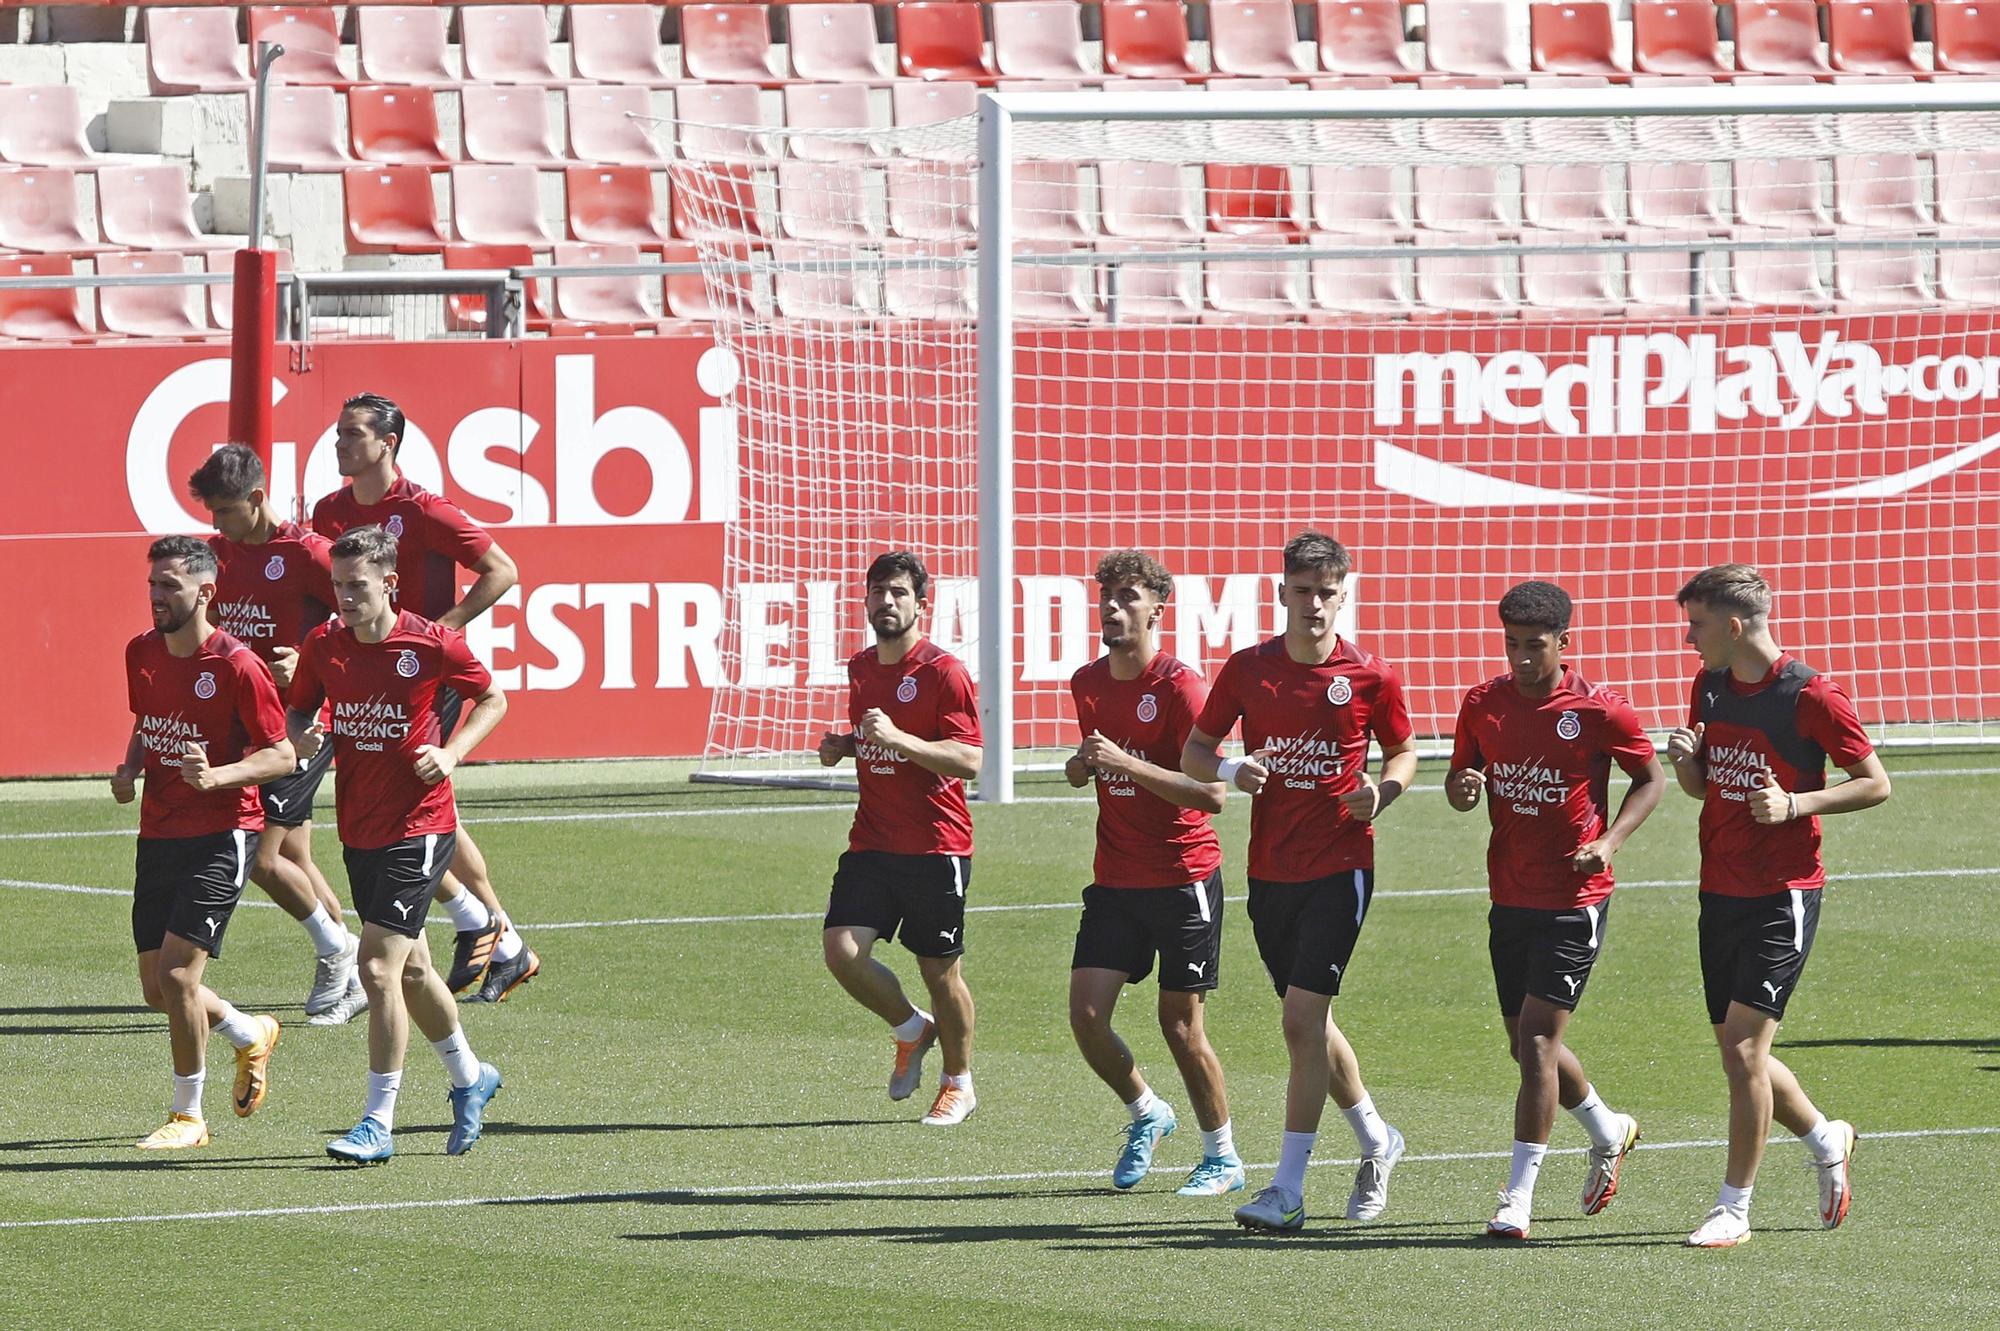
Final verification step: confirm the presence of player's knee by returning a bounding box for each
[1279,1004,1322,1049]
[138,972,168,1010]
[358,952,397,993]
[1517,1029,1560,1071]
[821,933,861,976]
[1157,1006,1201,1054]
[158,962,199,1001]
[1069,995,1111,1039]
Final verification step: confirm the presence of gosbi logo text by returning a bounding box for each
[1096,747,1149,798]
[395,649,420,678]
[1137,692,1158,723]
[193,671,217,700]
[1557,710,1582,741]
[1327,676,1353,706]
[264,555,285,581]
[856,739,908,776]
[1487,759,1568,817]
[895,676,918,704]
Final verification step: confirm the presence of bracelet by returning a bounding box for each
[1217,756,1245,783]
[1786,791,1799,822]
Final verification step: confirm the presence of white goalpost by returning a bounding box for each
[678,82,2000,800]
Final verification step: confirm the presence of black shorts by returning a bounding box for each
[260,739,334,828]
[1699,889,1822,1025]
[132,830,256,958]
[1247,868,1374,998]
[824,850,969,959]
[1072,870,1225,993]
[344,831,458,938]
[1489,901,1610,1017]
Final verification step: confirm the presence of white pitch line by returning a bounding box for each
[2,1125,1993,1232]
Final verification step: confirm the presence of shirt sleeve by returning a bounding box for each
[1169,665,1208,751]
[1799,675,1876,767]
[439,626,495,699]
[1599,691,1659,777]
[308,493,340,541]
[235,653,289,751]
[125,638,144,716]
[286,630,327,714]
[301,535,337,620]
[1192,656,1243,740]
[1369,662,1415,747]
[418,492,496,570]
[1686,671,1706,728]
[934,660,982,746]
[1068,670,1092,745]
[1449,692,1483,771]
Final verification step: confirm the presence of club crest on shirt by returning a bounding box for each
[896,676,918,704]
[385,515,406,538]
[1327,676,1353,706]
[193,671,217,700]
[1556,710,1582,741]
[264,555,285,581]
[395,649,420,678]
[1137,692,1158,723]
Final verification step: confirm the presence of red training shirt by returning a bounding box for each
[288,610,493,850]
[1450,668,1657,910]
[846,638,981,857]
[208,522,335,664]
[1070,652,1222,888]
[126,628,286,838]
[311,475,493,622]
[1195,636,1413,883]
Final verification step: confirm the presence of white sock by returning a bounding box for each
[1272,1130,1316,1197]
[1507,1140,1548,1200]
[364,1070,402,1129]
[1342,1093,1391,1156]
[1717,1182,1753,1219]
[491,925,524,963]
[440,891,490,933]
[890,1010,932,1042]
[1201,1120,1236,1161]
[430,1029,481,1090]
[1125,1087,1161,1122]
[301,905,348,958]
[171,1070,205,1118]
[212,1004,261,1050]
[943,1071,972,1092]
[1799,1115,1847,1165]
[1568,1085,1624,1151]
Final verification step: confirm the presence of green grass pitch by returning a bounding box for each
[1,753,1996,1330]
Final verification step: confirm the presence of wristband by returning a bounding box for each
[1217,756,1245,783]
[1786,791,1798,822]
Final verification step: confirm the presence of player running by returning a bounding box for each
[114,537,288,1149]
[287,526,505,1164]
[1183,531,1416,1233]
[1445,581,1665,1241]
[1667,565,1889,1248]
[311,393,538,1003]
[189,444,363,1025]
[1065,550,1243,1196]
[818,552,984,1127]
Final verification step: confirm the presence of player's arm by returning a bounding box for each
[111,723,144,803]
[1345,735,1418,822]
[1761,752,1890,824]
[181,735,296,792]
[1444,701,1484,812]
[1574,756,1668,873]
[1445,765,1486,812]
[818,727,857,767]
[1078,731,1225,814]
[438,543,518,632]
[1182,725,1268,795]
[857,708,979,779]
[1665,722,1707,798]
[414,682,507,785]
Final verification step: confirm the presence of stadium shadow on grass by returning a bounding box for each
[470,1117,908,1136]
[1780,1036,1999,1050]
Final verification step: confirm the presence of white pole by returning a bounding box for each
[975,95,1015,805]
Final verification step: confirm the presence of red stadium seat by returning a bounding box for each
[451,165,553,246]
[787,4,888,82]
[0,168,114,254]
[1317,0,1416,75]
[0,86,99,168]
[569,5,674,85]
[1625,232,1729,312]
[1935,150,2000,226]
[991,2,1091,79]
[566,164,674,250]
[683,4,786,83]
[1099,160,1203,239]
[1935,1,2000,73]
[99,165,234,251]
[1629,159,1728,232]
[343,166,448,254]
[662,239,762,323]
[882,239,976,321]
[896,3,994,81]
[1834,153,1932,228]
[461,5,572,86]
[886,158,975,238]
[1529,3,1626,74]
[1521,248,1623,312]
[248,8,347,86]
[1733,246,1832,309]
[1204,234,1309,319]
[567,87,671,168]
[1522,162,1620,231]
[1426,1,1529,75]
[354,7,456,87]
[1734,2,1831,75]
[442,242,549,333]
[1103,1,1206,78]
[773,240,876,321]
[1733,157,1832,232]
[1206,163,1304,235]
[1308,163,1412,235]
[551,241,661,328]
[1013,160,1094,241]
[1099,239,1204,320]
[1415,163,1514,232]
[1413,233,1516,314]
[1828,1,1925,74]
[262,87,354,172]
[146,9,251,96]
[784,83,880,161]
[892,79,979,131]
[1210,1,1311,77]
[1630,2,1727,76]
[205,247,293,332]
[1834,246,1931,308]
[1014,241,1101,321]
[97,251,209,340]
[0,254,92,341]
[1308,240,1413,316]
[1936,239,2000,304]
[669,160,776,241]
[676,84,775,161]
[348,86,452,167]
[462,86,566,168]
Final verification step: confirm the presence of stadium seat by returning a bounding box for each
[566,164,673,250]
[882,240,976,321]
[1625,232,1729,312]
[1734,157,1833,232]
[886,158,975,238]
[1935,150,2000,226]
[96,251,209,340]
[451,165,553,246]
[1415,163,1515,233]
[1014,241,1101,321]
[0,254,91,341]
[791,3,892,82]
[1934,1,2000,73]
[778,160,885,242]
[442,242,549,334]
[99,166,234,251]
[1209,1,1311,78]
[683,3,786,83]
[773,240,875,321]
[784,84,880,161]
[354,7,456,87]
[1828,1,1926,74]
[991,3,1092,79]
[676,85,775,162]
[205,246,293,332]
[1426,2,1529,75]
[348,86,452,167]
[663,238,764,322]
[0,87,99,168]
[1308,163,1412,235]
[1103,1,1207,78]
[343,165,449,254]
[1521,247,1623,312]
[1013,160,1094,241]
[1413,234,1516,314]
[1096,239,1203,320]
[551,241,661,328]
[1834,246,1931,308]
[248,8,347,87]
[1099,161,1203,238]
[1307,239,1414,316]
[569,5,674,85]
[1733,245,1833,308]
[1630,2,1728,76]
[568,87,671,168]
[1205,163,1305,235]
[461,6,572,86]
[1734,2,1832,75]
[1523,163,1620,232]
[669,160,776,242]
[1316,0,1417,75]
[893,80,980,130]
[1629,160,1728,232]
[897,3,995,81]
[462,86,566,169]
[1835,153,1932,228]
[0,168,113,255]
[1936,239,2000,304]
[1529,3,1626,74]
[146,9,251,96]
[262,87,354,172]
[1204,234,1309,319]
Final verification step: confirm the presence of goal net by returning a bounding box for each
[678,84,2000,798]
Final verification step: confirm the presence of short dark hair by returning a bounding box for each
[1677,563,1771,620]
[1094,549,1173,602]
[187,443,266,505]
[148,534,218,579]
[330,524,398,573]
[1282,529,1350,579]
[866,550,929,600]
[342,393,406,453]
[1497,580,1573,634]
